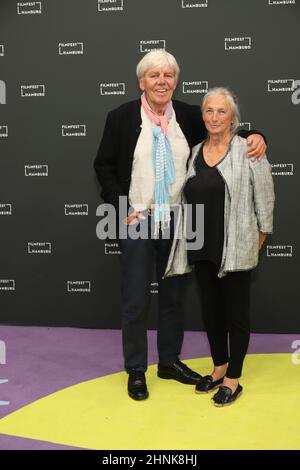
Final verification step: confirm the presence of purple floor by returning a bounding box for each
[0,326,298,450]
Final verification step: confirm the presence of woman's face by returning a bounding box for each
[202,95,233,137]
[139,64,177,112]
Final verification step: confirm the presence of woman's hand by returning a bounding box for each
[259,232,266,250]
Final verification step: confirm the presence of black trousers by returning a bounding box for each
[118,216,187,372]
[194,261,251,378]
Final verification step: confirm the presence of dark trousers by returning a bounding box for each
[118,216,187,372]
[194,261,251,378]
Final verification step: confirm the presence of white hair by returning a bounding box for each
[136,50,180,81]
[202,87,241,132]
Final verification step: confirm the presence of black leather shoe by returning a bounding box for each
[128,371,149,401]
[157,360,202,385]
[212,384,243,407]
[195,375,224,394]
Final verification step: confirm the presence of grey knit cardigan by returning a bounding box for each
[165,136,275,278]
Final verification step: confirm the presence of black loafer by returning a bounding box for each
[157,360,202,385]
[212,384,243,407]
[128,371,149,401]
[195,375,224,394]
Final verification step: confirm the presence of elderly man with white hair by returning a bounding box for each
[94,50,266,401]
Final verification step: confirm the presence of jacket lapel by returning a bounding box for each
[186,143,202,180]
[125,100,143,162]
[216,136,241,198]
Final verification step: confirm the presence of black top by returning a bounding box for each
[184,145,225,267]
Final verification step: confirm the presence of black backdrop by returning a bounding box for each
[0,0,299,332]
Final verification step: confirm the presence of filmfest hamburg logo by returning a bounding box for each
[271,163,293,176]
[67,281,91,293]
[150,282,158,294]
[182,0,208,7]
[225,37,251,50]
[140,40,166,53]
[21,84,45,97]
[62,125,86,137]
[65,204,88,216]
[268,0,295,5]
[98,0,124,11]
[0,204,12,215]
[267,245,293,257]
[182,81,208,94]
[28,242,52,254]
[17,2,42,14]
[100,83,126,96]
[0,126,8,137]
[239,122,251,131]
[0,280,15,291]
[58,43,84,55]
[267,79,294,92]
[104,243,121,255]
[25,165,48,176]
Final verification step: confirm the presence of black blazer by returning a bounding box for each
[94,98,258,209]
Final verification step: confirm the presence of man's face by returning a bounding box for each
[139,65,177,112]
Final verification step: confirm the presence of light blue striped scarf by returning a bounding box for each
[152,124,176,236]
